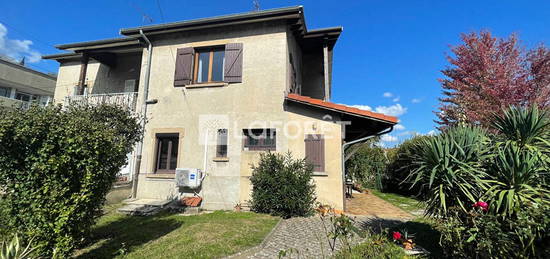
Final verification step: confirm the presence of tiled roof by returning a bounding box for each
[286,93,398,124]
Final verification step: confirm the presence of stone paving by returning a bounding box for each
[227,193,413,259]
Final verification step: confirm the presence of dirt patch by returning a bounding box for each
[345,192,413,220]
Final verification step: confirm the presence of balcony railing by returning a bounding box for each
[0,96,30,109]
[63,92,139,112]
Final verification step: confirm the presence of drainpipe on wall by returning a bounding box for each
[341,126,393,211]
[131,30,153,199]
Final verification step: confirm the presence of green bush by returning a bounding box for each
[250,152,316,218]
[383,135,432,196]
[438,204,550,258]
[345,143,387,190]
[0,104,141,257]
[333,231,412,259]
[407,126,491,217]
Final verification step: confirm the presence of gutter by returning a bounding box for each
[341,126,394,210]
[130,29,153,199]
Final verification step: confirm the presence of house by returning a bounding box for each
[0,57,56,109]
[43,6,397,211]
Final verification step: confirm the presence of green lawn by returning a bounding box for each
[370,189,425,215]
[74,205,279,259]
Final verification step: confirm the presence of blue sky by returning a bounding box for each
[1,0,549,145]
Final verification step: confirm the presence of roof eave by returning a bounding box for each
[120,6,304,36]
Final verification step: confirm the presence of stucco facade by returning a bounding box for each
[46,6,397,212]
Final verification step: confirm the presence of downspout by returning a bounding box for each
[131,30,153,199]
[341,126,393,210]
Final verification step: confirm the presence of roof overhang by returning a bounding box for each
[55,37,142,52]
[120,6,304,36]
[285,94,397,141]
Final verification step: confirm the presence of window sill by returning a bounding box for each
[213,157,229,162]
[186,82,227,88]
[146,173,175,179]
[312,172,328,177]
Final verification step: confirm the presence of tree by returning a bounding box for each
[0,104,142,257]
[436,31,550,128]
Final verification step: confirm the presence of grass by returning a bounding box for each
[74,204,279,258]
[370,189,425,214]
[392,217,443,259]
[333,231,417,259]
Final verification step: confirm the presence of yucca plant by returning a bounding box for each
[484,106,550,217]
[483,144,550,217]
[1,235,37,259]
[408,126,492,217]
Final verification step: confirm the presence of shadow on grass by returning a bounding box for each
[356,217,444,258]
[393,219,444,258]
[76,212,182,259]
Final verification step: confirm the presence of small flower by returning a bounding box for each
[473,201,489,211]
[392,231,402,241]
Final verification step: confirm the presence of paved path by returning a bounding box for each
[345,192,414,219]
[228,192,413,259]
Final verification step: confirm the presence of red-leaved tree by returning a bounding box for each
[437,31,550,128]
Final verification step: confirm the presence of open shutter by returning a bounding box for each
[305,134,325,172]
[174,47,194,86]
[224,43,243,83]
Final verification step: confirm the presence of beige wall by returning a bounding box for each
[53,21,345,211]
[53,53,142,102]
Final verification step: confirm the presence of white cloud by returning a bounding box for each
[393,97,400,102]
[394,124,405,131]
[411,98,422,104]
[0,23,42,63]
[348,105,372,111]
[374,103,407,117]
[347,103,407,117]
[426,130,437,136]
[381,134,398,143]
[383,92,393,98]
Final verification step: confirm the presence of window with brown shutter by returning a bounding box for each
[224,43,243,83]
[174,47,194,86]
[155,133,179,173]
[305,134,325,172]
[193,47,225,83]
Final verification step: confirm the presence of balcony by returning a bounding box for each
[63,92,139,112]
[0,96,31,109]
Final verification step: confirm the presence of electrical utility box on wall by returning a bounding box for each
[175,168,203,189]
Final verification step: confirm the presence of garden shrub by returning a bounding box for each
[0,104,141,257]
[383,135,432,196]
[333,231,412,259]
[250,152,316,218]
[345,143,387,190]
[438,204,550,258]
[407,126,491,217]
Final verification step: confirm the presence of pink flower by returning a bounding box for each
[473,201,489,211]
[393,231,402,241]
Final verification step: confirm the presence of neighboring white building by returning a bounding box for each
[0,57,56,109]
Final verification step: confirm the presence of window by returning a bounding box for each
[15,92,32,102]
[216,129,228,158]
[243,129,276,151]
[194,47,225,83]
[305,134,325,172]
[0,87,10,98]
[155,133,179,173]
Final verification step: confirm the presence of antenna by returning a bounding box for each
[253,0,260,11]
[129,1,154,23]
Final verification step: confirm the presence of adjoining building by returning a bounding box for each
[0,57,56,109]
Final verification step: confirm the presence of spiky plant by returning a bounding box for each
[1,235,37,259]
[408,126,492,217]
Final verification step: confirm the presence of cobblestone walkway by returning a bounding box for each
[227,193,413,259]
[229,216,353,259]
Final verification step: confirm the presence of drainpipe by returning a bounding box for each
[341,126,393,210]
[131,30,153,199]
